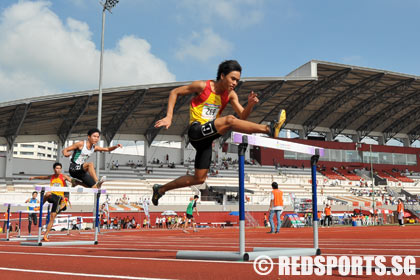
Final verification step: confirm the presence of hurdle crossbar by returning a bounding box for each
[176,133,322,261]
[34,186,106,194]
[231,132,324,156]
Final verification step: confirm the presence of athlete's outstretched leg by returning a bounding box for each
[83,162,98,182]
[152,169,207,206]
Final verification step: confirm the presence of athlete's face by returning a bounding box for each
[221,71,241,91]
[54,165,62,175]
[32,193,37,199]
[88,132,100,144]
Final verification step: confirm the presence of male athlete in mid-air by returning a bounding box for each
[62,128,122,188]
[152,60,286,205]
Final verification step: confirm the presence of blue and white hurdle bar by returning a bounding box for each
[21,185,106,247]
[0,203,49,242]
[176,132,324,261]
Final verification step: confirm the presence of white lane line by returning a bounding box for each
[0,250,250,265]
[0,267,175,280]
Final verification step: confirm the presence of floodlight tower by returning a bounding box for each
[96,0,119,177]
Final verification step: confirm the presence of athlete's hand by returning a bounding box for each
[248,91,259,106]
[62,150,71,157]
[155,116,172,129]
[116,144,123,149]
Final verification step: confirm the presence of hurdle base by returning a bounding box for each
[244,247,320,261]
[20,240,98,246]
[1,236,39,242]
[176,250,245,261]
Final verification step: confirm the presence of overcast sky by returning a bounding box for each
[0,0,419,104]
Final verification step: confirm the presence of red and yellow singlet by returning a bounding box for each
[50,174,66,197]
[189,80,229,124]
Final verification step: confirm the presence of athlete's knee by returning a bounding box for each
[224,115,238,126]
[193,174,206,185]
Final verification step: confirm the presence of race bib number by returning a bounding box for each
[201,103,220,120]
[53,183,61,187]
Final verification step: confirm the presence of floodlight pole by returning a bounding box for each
[96,0,119,178]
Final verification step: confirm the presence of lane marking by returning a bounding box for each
[0,250,418,266]
[0,267,175,280]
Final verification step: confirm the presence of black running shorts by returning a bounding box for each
[46,193,62,214]
[188,121,221,169]
[28,213,37,225]
[69,162,96,187]
[186,214,194,219]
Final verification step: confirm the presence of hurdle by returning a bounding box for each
[21,186,105,246]
[176,132,324,261]
[0,203,49,241]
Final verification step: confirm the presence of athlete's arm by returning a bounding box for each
[95,144,123,152]
[229,91,259,120]
[29,175,51,180]
[155,81,206,129]
[62,141,83,157]
[62,174,73,183]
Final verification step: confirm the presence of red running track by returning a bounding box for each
[0,225,419,280]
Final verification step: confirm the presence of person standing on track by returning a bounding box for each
[324,204,332,228]
[29,162,72,242]
[62,128,122,189]
[268,182,283,234]
[152,60,286,205]
[24,191,39,235]
[397,198,405,227]
[183,195,199,233]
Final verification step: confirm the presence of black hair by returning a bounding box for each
[53,162,62,169]
[216,60,242,81]
[271,182,278,189]
[194,195,199,199]
[32,191,38,195]
[88,128,101,136]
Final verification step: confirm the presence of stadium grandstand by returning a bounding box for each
[1,60,420,225]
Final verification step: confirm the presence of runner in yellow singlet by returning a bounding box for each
[152,60,286,205]
[30,162,72,242]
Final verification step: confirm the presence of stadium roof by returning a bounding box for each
[1,60,419,147]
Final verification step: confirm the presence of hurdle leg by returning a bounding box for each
[94,192,101,244]
[18,211,22,238]
[46,204,51,226]
[67,215,70,235]
[311,150,320,254]
[6,204,10,240]
[238,135,248,256]
[37,188,45,244]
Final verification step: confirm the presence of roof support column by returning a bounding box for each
[144,142,152,168]
[213,138,223,167]
[402,137,410,147]
[4,146,13,184]
[180,136,188,165]
[352,132,361,143]
[326,130,333,142]
[55,140,66,167]
[298,129,306,139]
[377,134,386,146]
